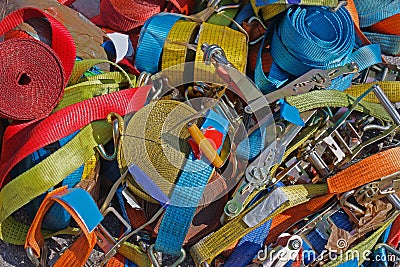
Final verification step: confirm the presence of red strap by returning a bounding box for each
[57,0,76,5]
[387,215,400,248]
[0,8,76,84]
[0,86,151,188]
[0,8,76,120]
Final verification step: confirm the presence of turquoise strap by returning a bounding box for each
[353,0,400,27]
[255,6,382,93]
[154,110,229,256]
[53,188,103,233]
[363,32,400,56]
[134,13,182,73]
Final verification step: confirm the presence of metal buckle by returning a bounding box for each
[245,62,359,113]
[147,244,186,267]
[353,172,400,211]
[257,234,303,267]
[354,63,400,84]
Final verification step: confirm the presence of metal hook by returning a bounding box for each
[331,0,347,12]
[201,43,230,66]
[96,114,123,161]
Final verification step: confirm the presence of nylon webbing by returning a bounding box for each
[135,13,182,73]
[0,121,110,244]
[190,147,400,265]
[285,90,392,123]
[154,110,229,255]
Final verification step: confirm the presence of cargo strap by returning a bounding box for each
[135,13,183,73]
[0,85,152,245]
[25,187,103,267]
[255,6,382,93]
[153,110,229,256]
[190,146,400,265]
[96,0,194,33]
[0,7,76,120]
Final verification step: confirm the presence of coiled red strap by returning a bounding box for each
[97,0,195,32]
[0,8,76,120]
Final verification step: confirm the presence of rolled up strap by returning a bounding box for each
[0,7,76,120]
[25,187,103,267]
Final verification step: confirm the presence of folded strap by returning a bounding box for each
[25,187,103,267]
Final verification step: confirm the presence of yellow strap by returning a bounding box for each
[195,22,248,75]
[68,59,135,88]
[162,20,199,70]
[190,184,328,265]
[0,121,111,245]
[345,81,400,104]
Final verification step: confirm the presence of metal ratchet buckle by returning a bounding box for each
[354,63,400,85]
[256,234,302,267]
[223,64,359,218]
[245,62,359,114]
[352,172,400,212]
[292,202,360,267]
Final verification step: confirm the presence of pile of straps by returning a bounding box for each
[0,0,399,266]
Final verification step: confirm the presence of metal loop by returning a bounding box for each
[148,244,186,267]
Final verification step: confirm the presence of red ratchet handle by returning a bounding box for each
[0,7,76,84]
[0,86,152,188]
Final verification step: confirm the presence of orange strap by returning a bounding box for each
[267,146,400,244]
[25,186,98,267]
[365,13,400,36]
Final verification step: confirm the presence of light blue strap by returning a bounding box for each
[353,0,400,27]
[134,13,182,73]
[270,6,354,76]
[363,32,400,56]
[154,110,229,256]
[53,188,103,233]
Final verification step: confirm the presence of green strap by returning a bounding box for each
[286,90,392,122]
[0,121,111,245]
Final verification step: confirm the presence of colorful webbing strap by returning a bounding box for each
[0,7,76,120]
[255,6,382,93]
[25,187,103,267]
[190,147,400,265]
[0,85,151,189]
[135,13,183,73]
[154,110,229,255]
[11,131,84,232]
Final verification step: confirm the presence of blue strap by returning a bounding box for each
[338,259,359,267]
[53,188,103,233]
[353,0,400,27]
[223,183,283,267]
[231,2,255,30]
[363,32,400,56]
[154,110,229,255]
[11,131,84,231]
[134,13,182,73]
[270,6,355,77]
[255,6,382,94]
